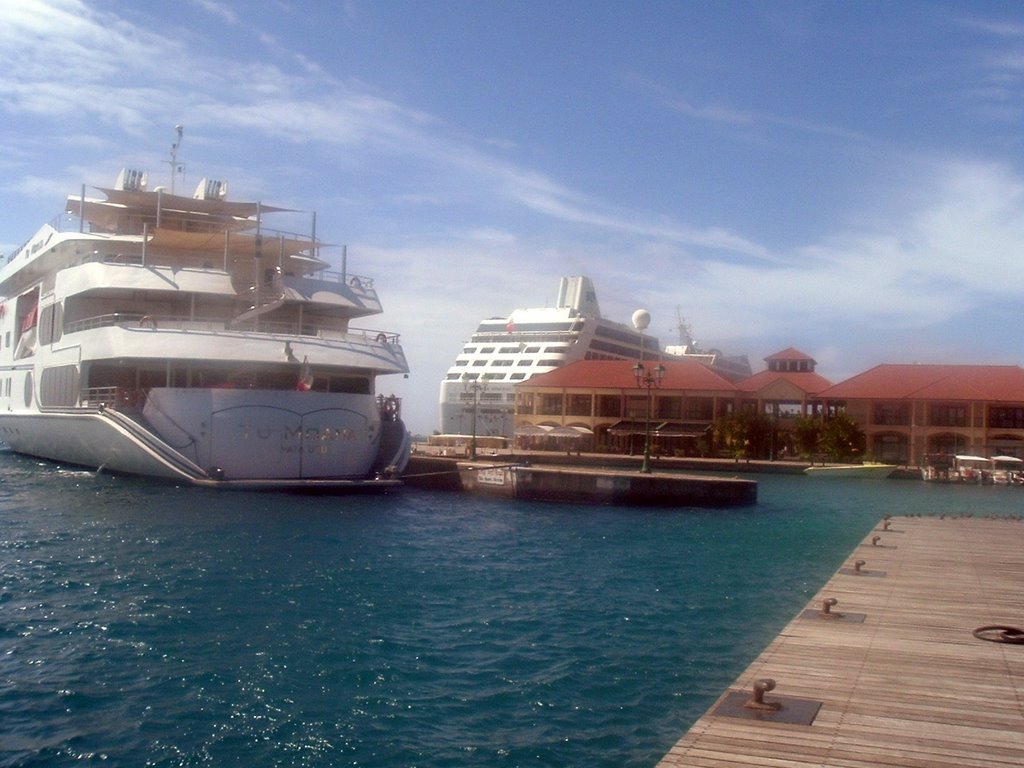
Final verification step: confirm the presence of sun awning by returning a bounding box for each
[547,426,592,438]
[145,228,321,258]
[652,423,705,438]
[515,424,553,436]
[607,420,650,436]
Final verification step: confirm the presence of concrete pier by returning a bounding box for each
[458,461,757,507]
[402,455,756,507]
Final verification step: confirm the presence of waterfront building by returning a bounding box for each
[817,363,1024,465]
[737,348,833,418]
[513,358,738,455]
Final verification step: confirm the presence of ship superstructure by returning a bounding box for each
[663,309,751,381]
[438,276,658,437]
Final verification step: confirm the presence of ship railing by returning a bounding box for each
[470,331,578,344]
[80,386,122,408]
[63,313,400,344]
[76,250,375,289]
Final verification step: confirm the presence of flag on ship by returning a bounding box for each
[296,356,313,391]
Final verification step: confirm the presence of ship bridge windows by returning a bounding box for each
[589,339,642,358]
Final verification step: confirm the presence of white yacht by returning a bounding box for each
[0,162,410,488]
[437,276,658,437]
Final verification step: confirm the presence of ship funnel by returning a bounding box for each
[557,276,601,317]
[115,168,148,192]
[195,178,228,200]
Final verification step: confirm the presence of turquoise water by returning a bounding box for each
[0,452,1017,767]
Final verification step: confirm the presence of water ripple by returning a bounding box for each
[1,461,1015,767]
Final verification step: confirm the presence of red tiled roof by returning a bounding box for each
[764,347,816,362]
[518,359,738,391]
[738,369,833,395]
[818,364,1024,402]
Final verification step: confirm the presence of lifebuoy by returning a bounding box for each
[375,332,388,344]
[139,315,157,329]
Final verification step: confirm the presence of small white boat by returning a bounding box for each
[804,462,897,479]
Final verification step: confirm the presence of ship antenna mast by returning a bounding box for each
[167,124,184,194]
[675,306,695,350]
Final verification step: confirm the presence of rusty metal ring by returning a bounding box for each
[973,625,1024,644]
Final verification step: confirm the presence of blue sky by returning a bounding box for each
[3,1,1024,433]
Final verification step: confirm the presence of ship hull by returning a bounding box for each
[0,387,409,486]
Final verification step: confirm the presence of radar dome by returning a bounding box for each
[631,309,651,331]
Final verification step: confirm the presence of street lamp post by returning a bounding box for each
[462,374,487,460]
[633,360,665,473]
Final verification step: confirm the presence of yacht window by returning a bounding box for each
[538,359,562,367]
[510,373,526,380]
[524,346,540,353]
[491,360,513,366]
[454,360,467,366]
[543,346,567,353]
[472,360,486,366]
[499,347,519,353]
[463,347,477,353]
[480,347,495,353]
[516,360,533,366]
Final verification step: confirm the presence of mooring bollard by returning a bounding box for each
[872,535,881,546]
[854,559,866,573]
[819,597,843,618]
[744,678,782,711]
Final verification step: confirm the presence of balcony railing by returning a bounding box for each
[62,313,400,344]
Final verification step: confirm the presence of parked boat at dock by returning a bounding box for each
[803,462,897,479]
[921,454,1024,484]
[0,159,410,489]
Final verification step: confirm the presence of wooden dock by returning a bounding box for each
[658,515,1024,767]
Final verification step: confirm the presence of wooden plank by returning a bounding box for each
[657,517,1024,767]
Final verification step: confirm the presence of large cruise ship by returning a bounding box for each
[0,151,410,488]
[438,276,659,437]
